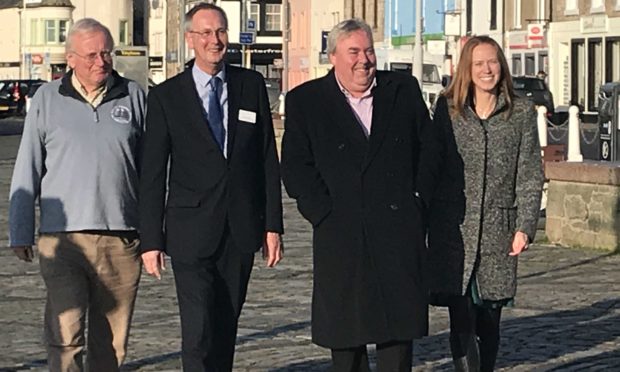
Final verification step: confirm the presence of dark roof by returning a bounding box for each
[0,0,21,10]
[0,0,73,10]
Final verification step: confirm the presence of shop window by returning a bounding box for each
[588,39,603,111]
[605,38,620,82]
[512,55,522,75]
[525,54,535,76]
[571,40,586,110]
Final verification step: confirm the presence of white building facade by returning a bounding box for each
[0,0,135,82]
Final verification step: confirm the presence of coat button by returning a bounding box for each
[389,203,399,210]
[394,137,401,143]
[387,172,394,177]
[338,143,345,150]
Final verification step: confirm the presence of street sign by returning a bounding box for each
[239,32,255,45]
[247,19,256,31]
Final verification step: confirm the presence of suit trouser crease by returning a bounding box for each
[172,231,254,372]
[331,340,413,372]
[38,231,141,372]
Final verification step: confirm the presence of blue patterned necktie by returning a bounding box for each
[207,76,225,152]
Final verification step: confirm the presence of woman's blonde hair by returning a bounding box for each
[443,36,514,119]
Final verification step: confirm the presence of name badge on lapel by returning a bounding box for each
[238,109,257,124]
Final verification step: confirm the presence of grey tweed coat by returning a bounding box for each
[428,94,544,301]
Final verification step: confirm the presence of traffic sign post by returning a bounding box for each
[239,32,255,45]
[247,19,256,32]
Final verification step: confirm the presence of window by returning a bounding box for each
[249,4,260,30]
[588,39,603,111]
[59,20,68,42]
[525,54,536,76]
[571,40,586,109]
[119,20,128,46]
[605,38,620,82]
[43,19,69,44]
[265,4,282,31]
[513,0,521,29]
[537,0,545,21]
[490,0,497,30]
[590,0,605,13]
[565,0,578,15]
[466,0,472,34]
[512,55,522,75]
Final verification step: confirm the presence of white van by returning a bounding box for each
[375,48,445,108]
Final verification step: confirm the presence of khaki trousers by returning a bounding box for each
[37,231,141,372]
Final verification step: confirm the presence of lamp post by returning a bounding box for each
[281,0,288,94]
[179,0,186,72]
[412,0,423,89]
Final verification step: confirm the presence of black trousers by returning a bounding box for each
[171,231,255,372]
[448,295,502,372]
[331,341,413,372]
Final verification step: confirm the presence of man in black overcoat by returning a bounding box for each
[138,3,283,371]
[281,18,442,372]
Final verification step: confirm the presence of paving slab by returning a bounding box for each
[0,133,618,371]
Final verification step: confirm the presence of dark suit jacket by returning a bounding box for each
[281,70,443,348]
[139,64,283,260]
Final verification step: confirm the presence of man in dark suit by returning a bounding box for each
[139,3,283,371]
[281,18,442,372]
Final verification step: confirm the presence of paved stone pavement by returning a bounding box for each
[0,133,618,371]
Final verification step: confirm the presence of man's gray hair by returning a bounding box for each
[66,18,114,53]
[326,18,373,55]
[184,2,228,32]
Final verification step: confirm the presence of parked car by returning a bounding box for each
[24,80,46,115]
[0,79,46,116]
[512,76,554,116]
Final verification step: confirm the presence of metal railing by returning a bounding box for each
[537,106,600,162]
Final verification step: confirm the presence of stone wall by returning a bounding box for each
[545,161,620,251]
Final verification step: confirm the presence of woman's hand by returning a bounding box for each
[509,231,529,256]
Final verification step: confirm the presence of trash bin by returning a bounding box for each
[598,82,620,161]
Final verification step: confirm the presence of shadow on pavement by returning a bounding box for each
[416,297,619,370]
[518,251,618,280]
[120,321,312,370]
[268,359,331,371]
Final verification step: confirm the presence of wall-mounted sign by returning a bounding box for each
[149,56,163,68]
[31,54,43,64]
[527,24,545,48]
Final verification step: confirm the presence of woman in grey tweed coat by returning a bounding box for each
[428,36,544,371]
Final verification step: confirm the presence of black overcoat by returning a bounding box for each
[281,70,442,348]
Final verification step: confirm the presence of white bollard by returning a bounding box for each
[567,105,583,162]
[537,105,548,148]
[278,93,285,118]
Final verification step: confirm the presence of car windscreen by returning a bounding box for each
[513,78,546,91]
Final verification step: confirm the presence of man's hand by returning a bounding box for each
[262,231,283,267]
[12,246,34,262]
[509,231,529,256]
[142,250,166,280]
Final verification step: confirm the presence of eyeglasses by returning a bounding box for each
[71,50,113,63]
[188,29,228,40]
